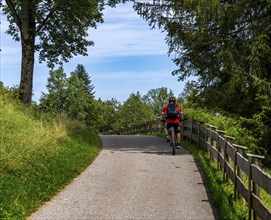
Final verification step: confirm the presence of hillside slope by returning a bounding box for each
[0,91,101,219]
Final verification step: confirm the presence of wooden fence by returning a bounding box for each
[106,119,162,135]
[106,119,271,220]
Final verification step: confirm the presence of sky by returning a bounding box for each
[0,2,187,103]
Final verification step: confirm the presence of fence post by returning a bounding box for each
[197,121,200,147]
[217,130,226,170]
[247,154,265,220]
[223,135,235,182]
[224,135,235,164]
[205,124,212,159]
[204,124,208,151]
[222,137,227,182]
[190,121,194,143]
[181,120,185,140]
[232,144,247,200]
[197,121,205,149]
[209,125,217,161]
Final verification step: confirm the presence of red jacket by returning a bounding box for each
[162,104,182,123]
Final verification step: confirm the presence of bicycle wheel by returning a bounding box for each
[169,128,176,155]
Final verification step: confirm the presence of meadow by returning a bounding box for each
[0,92,101,219]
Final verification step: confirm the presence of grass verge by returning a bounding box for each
[180,138,248,220]
[0,98,101,219]
[0,126,101,219]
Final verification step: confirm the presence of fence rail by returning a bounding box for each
[106,119,271,220]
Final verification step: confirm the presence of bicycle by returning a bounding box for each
[160,119,178,155]
[168,126,177,155]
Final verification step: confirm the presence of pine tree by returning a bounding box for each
[39,66,67,113]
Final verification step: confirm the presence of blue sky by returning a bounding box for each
[0,2,187,103]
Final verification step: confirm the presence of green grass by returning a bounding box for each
[180,138,247,220]
[0,94,101,219]
[260,168,271,210]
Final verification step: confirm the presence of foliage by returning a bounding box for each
[39,76,163,133]
[65,74,91,120]
[91,98,120,132]
[112,92,157,129]
[180,80,201,109]
[142,87,174,116]
[88,88,181,132]
[2,0,130,105]
[39,65,95,123]
[66,65,95,121]
[2,78,270,218]
[3,0,104,67]
[39,66,68,113]
[70,64,95,97]
[184,107,261,159]
[133,0,271,115]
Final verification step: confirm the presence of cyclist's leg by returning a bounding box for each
[177,124,181,143]
[164,122,170,142]
[174,123,181,148]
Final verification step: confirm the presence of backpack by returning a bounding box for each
[166,103,179,119]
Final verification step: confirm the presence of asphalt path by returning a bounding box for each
[30,135,218,220]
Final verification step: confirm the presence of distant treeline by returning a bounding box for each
[1,62,270,168]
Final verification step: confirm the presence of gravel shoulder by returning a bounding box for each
[29,135,218,220]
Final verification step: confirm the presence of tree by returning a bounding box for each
[91,98,120,132]
[68,64,96,121]
[65,73,91,120]
[113,92,156,129]
[39,65,96,122]
[39,66,67,113]
[70,64,95,97]
[142,87,175,116]
[133,0,271,117]
[2,0,128,106]
[133,1,271,114]
[180,81,200,108]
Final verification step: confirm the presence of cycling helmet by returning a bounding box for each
[169,97,176,103]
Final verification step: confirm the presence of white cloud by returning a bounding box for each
[87,3,168,58]
[92,70,169,81]
[1,16,21,65]
[91,68,184,103]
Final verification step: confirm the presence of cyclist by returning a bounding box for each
[161,97,183,149]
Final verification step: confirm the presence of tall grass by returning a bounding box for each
[0,91,101,219]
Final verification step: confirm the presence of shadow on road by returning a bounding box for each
[100,135,189,156]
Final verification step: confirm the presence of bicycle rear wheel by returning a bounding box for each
[170,129,176,155]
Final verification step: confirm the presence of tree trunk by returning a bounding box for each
[19,36,35,106]
[19,0,36,106]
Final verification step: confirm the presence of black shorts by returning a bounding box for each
[167,123,180,134]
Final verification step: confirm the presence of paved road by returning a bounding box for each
[30,135,218,220]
